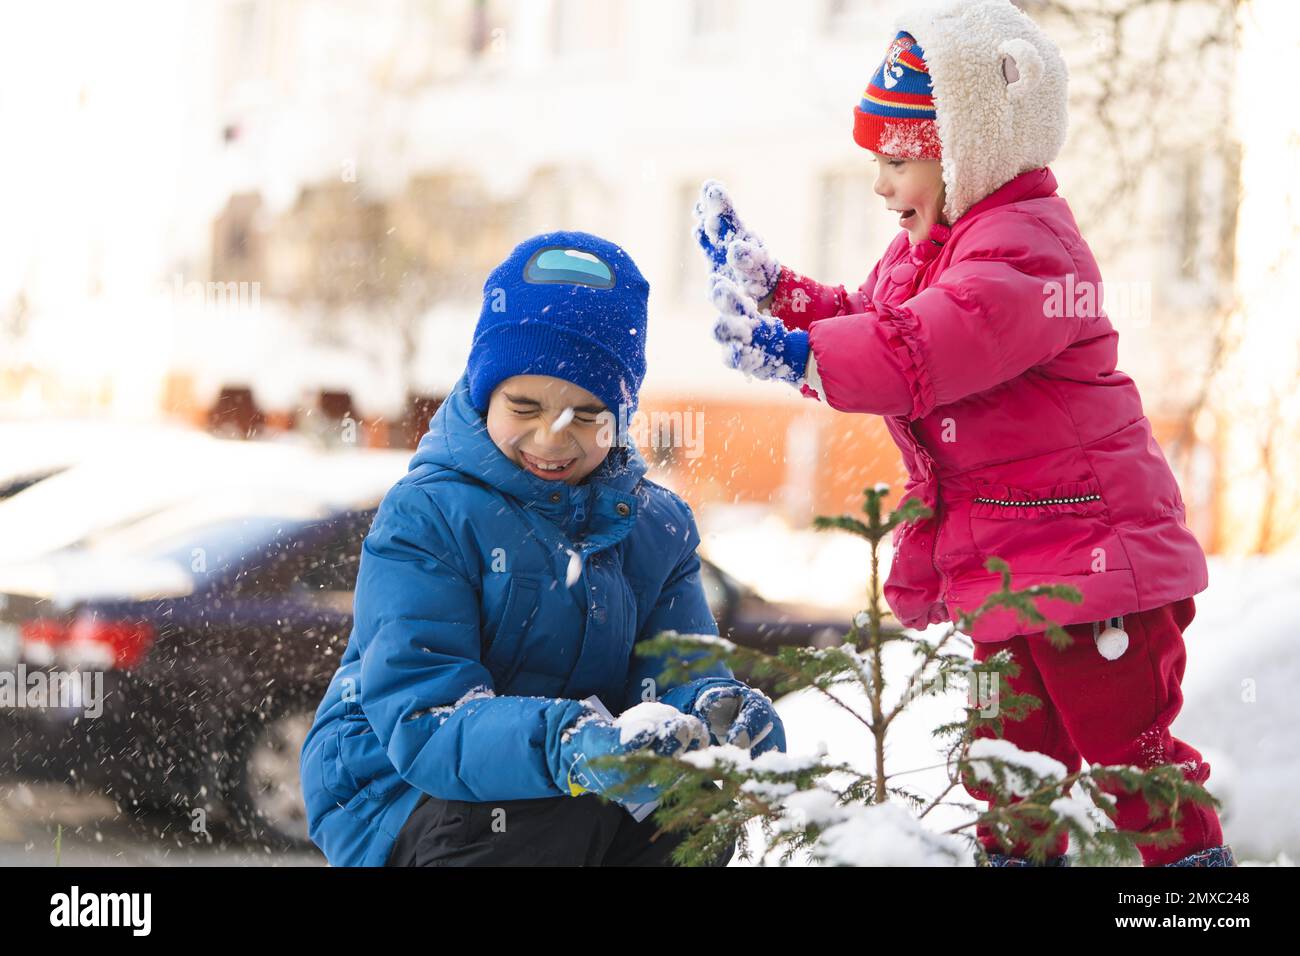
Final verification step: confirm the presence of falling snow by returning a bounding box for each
[564,548,583,587]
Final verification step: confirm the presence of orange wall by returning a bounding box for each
[646,395,1217,542]
[642,393,905,525]
[156,372,1218,545]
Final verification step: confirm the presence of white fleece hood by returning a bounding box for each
[896,0,1070,224]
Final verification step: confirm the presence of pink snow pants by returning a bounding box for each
[965,597,1225,866]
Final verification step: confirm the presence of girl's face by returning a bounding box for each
[871,151,946,245]
[485,374,613,485]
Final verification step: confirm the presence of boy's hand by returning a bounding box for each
[690,685,786,759]
[710,274,809,386]
[559,704,709,805]
[693,180,782,302]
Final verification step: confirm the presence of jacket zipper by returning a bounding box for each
[917,445,947,613]
[973,493,1101,507]
[931,482,946,608]
[905,424,948,617]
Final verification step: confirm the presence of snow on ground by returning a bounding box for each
[723,552,1299,866]
[1172,554,1300,865]
[728,623,979,867]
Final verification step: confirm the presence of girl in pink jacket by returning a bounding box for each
[693,0,1233,868]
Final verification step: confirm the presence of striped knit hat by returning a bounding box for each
[853,31,943,159]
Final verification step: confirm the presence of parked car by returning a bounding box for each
[699,558,850,654]
[0,451,851,851]
[0,422,397,567]
[0,419,215,505]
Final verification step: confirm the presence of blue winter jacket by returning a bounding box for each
[299,372,743,866]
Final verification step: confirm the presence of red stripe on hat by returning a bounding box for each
[897,50,928,72]
[853,108,943,159]
[864,83,934,107]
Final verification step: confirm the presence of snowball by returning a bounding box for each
[565,548,583,587]
[614,701,688,746]
[551,407,575,432]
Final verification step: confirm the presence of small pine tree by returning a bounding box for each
[592,486,1221,866]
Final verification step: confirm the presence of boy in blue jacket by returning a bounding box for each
[299,231,785,866]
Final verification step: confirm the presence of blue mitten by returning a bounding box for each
[710,274,809,386]
[693,180,782,301]
[557,704,709,805]
[691,684,786,759]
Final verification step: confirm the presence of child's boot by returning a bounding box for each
[1163,844,1237,867]
[979,851,1071,867]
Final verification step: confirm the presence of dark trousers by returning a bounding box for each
[387,783,736,867]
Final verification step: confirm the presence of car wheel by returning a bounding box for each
[225,708,316,850]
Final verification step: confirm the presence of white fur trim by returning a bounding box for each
[894,0,1069,223]
[805,347,825,398]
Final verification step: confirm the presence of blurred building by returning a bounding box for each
[1,0,1296,553]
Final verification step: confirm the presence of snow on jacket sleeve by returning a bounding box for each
[355,483,589,801]
[801,215,1084,420]
[620,500,744,715]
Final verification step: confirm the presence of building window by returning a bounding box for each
[552,0,623,59]
[468,0,507,60]
[212,192,265,286]
[209,386,265,440]
[817,170,877,285]
[1176,154,1202,281]
[675,179,709,306]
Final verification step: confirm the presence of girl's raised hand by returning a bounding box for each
[709,273,808,387]
[692,180,782,302]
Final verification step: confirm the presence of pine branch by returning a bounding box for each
[619,485,1219,866]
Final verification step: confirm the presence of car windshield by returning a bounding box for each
[0,434,407,566]
[707,557,759,599]
[64,498,329,582]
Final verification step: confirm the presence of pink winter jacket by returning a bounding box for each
[770,167,1208,643]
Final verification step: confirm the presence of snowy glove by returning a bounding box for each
[693,180,783,302]
[558,703,710,805]
[691,685,786,759]
[711,273,809,386]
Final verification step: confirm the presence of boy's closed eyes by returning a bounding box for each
[485,373,615,485]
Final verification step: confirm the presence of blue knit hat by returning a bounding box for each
[466,231,649,417]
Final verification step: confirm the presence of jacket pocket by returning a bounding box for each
[968,477,1107,575]
[327,712,405,801]
[321,723,354,801]
[482,574,541,689]
[970,478,1105,520]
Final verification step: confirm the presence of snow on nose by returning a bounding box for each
[551,407,575,432]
